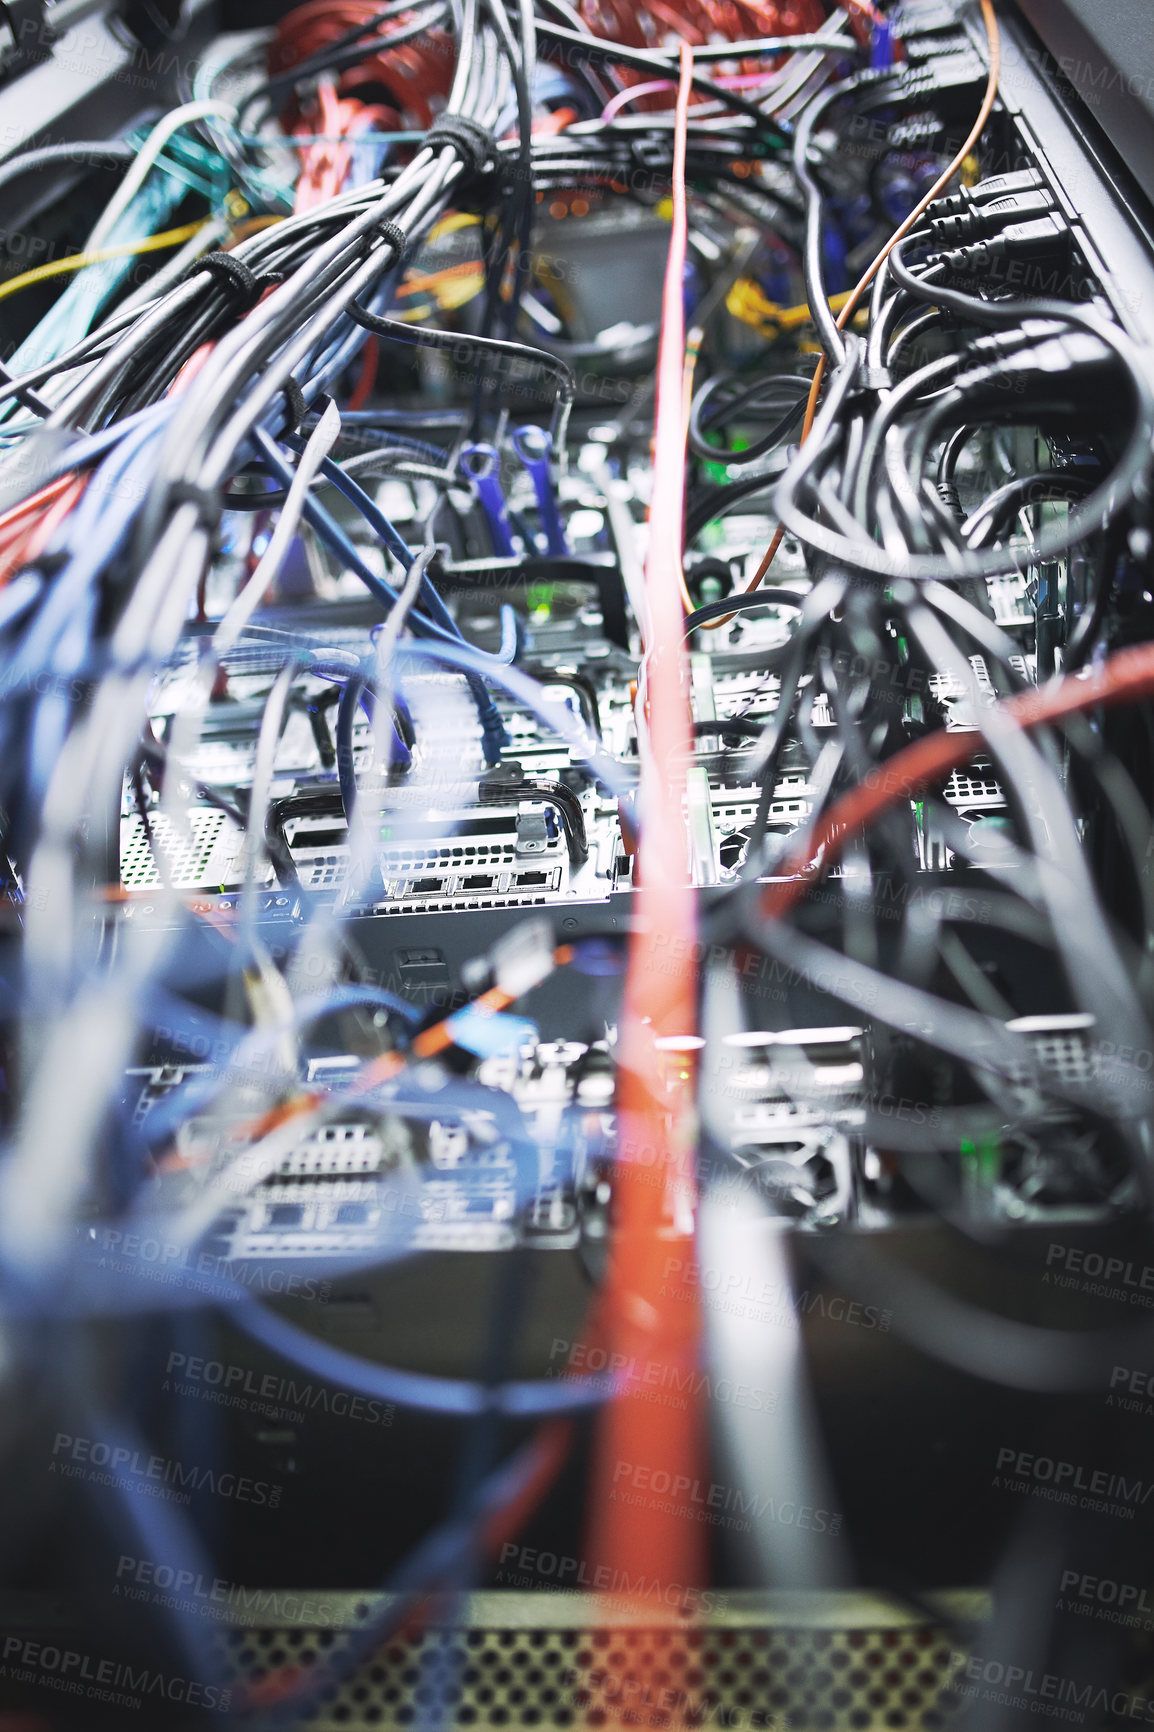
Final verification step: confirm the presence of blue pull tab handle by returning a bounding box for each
[460,442,515,558]
[512,424,569,557]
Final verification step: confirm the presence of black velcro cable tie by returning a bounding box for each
[282,377,308,435]
[373,218,409,259]
[192,251,266,309]
[168,480,222,523]
[423,114,497,177]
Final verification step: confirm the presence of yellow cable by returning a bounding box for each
[727,281,857,336]
[428,211,480,241]
[228,215,284,243]
[0,220,210,307]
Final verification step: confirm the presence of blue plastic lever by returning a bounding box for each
[460,442,515,557]
[512,424,569,557]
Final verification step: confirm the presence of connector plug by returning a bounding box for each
[935,215,1072,284]
[933,168,1044,218]
[928,188,1056,247]
[858,46,986,115]
[954,331,1119,424]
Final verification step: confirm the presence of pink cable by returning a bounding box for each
[599,66,779,121]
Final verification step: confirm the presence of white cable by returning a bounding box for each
[214,396,343,655]
[84,99,239,254]
[112,215,230,320]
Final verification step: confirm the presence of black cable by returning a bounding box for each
[533,19,792,147]
[242,0,450,124]
[962,470,1095,548]
[691,716,762,740]
[775,279,1154,583]
[347,298,575,448]
[683,587,805,633]
[792,74,861,365]
[685,454,791,543]
[687,372,810,465]
[852,347,964,530]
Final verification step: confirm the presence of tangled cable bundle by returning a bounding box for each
[269,0,456,128]
[0,0,1150,1720]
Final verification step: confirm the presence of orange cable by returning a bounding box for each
[586,38,707,1615]
[0,473,87,588]
[760,639,1154,924]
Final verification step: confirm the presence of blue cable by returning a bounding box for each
[232,1297,613,1417]
[0,572,43,643]
[498,602,519,663]
[253,428,509,762]
[333,676,413,821]
[250,1426,566,1732]
[130,982,425,1150]
[294,264,400,405]
[21,1067,593,1319]
[0,401,167,497]
[394,639,634,799]
[307,638,628,793]
[4,418,163,835]
[251,427,436,630]
[314,449,415,569]
[339,675,363,818]
[335,675,364,817]
[301,420,450,464]
[288,435,462,640]
[8,415,164,692]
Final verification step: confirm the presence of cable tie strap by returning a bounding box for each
[189,249,278,306]
[372,218,409,259]
[282,377,308,434]
[169,480,222,523]
[423,114,497,178]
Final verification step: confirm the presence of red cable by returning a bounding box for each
[0,474,86,588]
[586,40,707,1614]
[348,333,380,410]
[243,1419,575,1712]
[761,644,1154,924]
[270,2,453,130]
[579,0,824,108]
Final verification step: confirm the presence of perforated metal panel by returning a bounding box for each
[1006,1014,1099,1090]
[120,809,243,890]
[941,765,1004,811]
[295,839,523,893]
[206,1591,986,1731]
